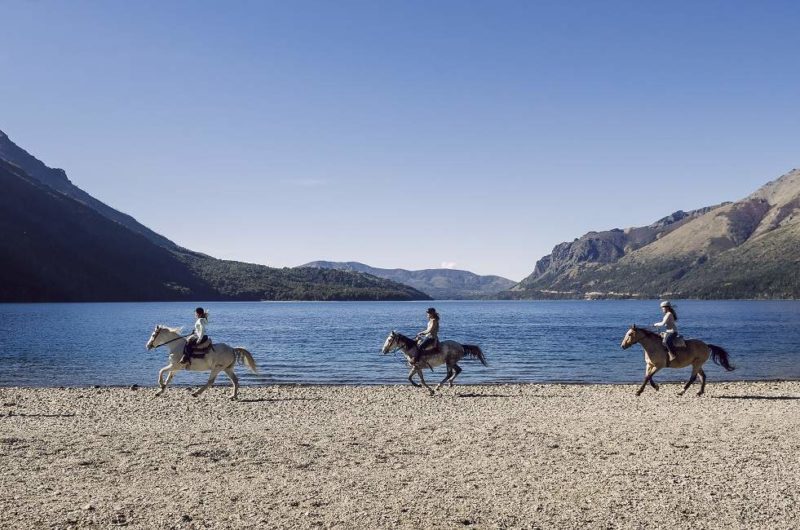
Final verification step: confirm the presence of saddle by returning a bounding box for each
[189,337,214,357]
[660,333,687,349]
[416,341,440,357]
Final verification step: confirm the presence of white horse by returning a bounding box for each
[145,325,258,400]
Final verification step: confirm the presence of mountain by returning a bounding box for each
[300,261,516,299]
[0,130,429,302]
[508,169,800,299]
[0,130,177,249]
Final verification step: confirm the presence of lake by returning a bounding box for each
[0,300,798,387]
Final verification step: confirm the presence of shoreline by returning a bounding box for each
[3,376,800,389]
[2,381,798,528]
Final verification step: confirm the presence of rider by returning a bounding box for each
[413,307,440,364]
[654,301,678,365]
[181,307,209,365]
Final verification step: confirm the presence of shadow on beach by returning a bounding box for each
[238,397,326,403]
[6,412,76,418]
[456,393,511,399]
[712,395,800,401]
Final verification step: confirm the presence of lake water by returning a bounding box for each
[0,300,799,387]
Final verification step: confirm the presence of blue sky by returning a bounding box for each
[2,1,799,280]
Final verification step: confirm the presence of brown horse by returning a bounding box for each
[620,325,735,396]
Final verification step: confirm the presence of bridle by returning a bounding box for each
[149,327,188,349]
[622,328,641,349]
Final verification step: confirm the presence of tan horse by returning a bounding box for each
[620,325,734,396]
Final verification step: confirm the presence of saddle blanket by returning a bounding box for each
[661,333,686,349]
[191,338,214,355]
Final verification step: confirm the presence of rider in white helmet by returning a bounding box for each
[654,301,678,364]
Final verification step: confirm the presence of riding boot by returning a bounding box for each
[180,344,191,365]
[412,348,425,365]
[665,348,676,367]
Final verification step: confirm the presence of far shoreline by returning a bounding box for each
[2,297,800,304]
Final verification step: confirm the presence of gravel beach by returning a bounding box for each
[1,381,798,529]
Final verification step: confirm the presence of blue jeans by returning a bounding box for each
[663,331,677,354]
[413,337,438,362]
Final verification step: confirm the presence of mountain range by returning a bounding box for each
[508,169,800,299]
[3,128,799,301]
[0,130,429,302]
[300,261,516,299]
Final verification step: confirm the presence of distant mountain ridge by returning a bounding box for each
[0,129,429,302]
[509,169,800,299]
[300,261,516,299]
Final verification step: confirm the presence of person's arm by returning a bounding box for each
[417,320,433,337]
[654,314,668,327]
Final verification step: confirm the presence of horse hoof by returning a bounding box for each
[230,396,238,401]
[191,392,200,398]
[677,391,685,396]
[696,392,704,397]
[635,391,643,397]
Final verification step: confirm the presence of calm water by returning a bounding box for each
[0,300,799,387]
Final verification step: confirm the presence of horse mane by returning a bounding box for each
[394,332,416,349]
[159,325,183,334]
[636,327,661,339]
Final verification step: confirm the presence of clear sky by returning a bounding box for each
[2,1,799,280]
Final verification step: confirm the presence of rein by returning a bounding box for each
[154,333,191,348]
[392,334,417,354]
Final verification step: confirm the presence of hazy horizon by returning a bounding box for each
[3,1,799,280]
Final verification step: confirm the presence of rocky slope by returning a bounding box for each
[510,169,800,299]
[300,261,516,299]
[0,130,177,249]
[0,130,429,302]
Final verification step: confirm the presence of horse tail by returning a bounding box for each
[462,345,488,366]
[234,348,258,373]
[708,344,735,371]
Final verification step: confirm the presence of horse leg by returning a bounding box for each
[636,365,659,396]
[193,369,221,397]
[649,376,659,391]
[436,366,453,391]
[448,364,463,387]
[408,367,421,387]
[697,369,707,396]
[155,365,174,397]
[416,370,435,396]
[678,366,700,396]
[224,367,239,400]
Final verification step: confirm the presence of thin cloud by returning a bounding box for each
[281,178,329,188]
[441,261,457,269]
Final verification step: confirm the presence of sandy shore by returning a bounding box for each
[1,381,799,529]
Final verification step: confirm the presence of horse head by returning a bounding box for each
[381,330,398,354]
[621,324,640,350]
[146,325,163,350]
[146,325,182,350]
